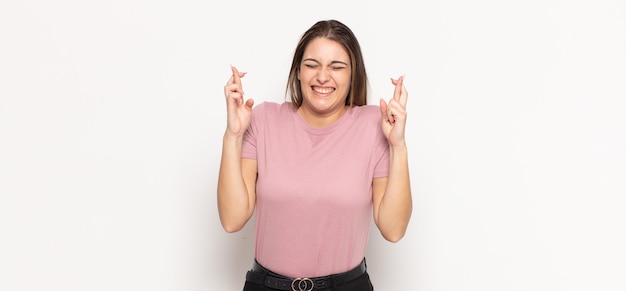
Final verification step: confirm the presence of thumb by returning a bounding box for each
[245,98,255,111]
[379,98,388,120]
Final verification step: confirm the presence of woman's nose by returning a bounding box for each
[316,67,330,82]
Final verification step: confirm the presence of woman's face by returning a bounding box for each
[298,37,352,117]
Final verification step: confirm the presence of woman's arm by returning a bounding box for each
[218,136,257,233]
[217,66,257,233]
[372,145,412,242]
[373,76,413,242]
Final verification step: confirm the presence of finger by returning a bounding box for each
[399,82,408,107]
[244,98,255,110]
[224,83,244,98]
[387,99,406,118]
[391,75,404,102]
[226,92,244,107]
[226,74,234,86]
[231,66,241,85]
[390,74,404,84]
[230,66,246,85]
[226,71,246,86]
[379,98,388,118]
[381,98,395,124]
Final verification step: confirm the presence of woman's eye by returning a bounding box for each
[332,66,346,70]
[304,64,317,68]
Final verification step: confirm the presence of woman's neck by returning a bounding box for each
[297,105,349,128]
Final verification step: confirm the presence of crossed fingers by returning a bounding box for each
[225,66,246,104]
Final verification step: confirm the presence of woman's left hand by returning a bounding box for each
[380,75,408,147]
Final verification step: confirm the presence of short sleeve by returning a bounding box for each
[241,103,263,160]
[373,137,390,178]
[372,114,390,178]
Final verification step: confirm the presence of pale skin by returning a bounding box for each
[218,37,412,242]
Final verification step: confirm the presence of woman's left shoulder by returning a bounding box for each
[352,105,381,120]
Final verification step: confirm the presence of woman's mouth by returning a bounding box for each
[312,86,335,94]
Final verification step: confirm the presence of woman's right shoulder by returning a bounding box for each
[253,101,294,114]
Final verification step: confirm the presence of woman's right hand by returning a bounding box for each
[224,66,255,136]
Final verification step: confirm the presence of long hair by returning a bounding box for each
[286,20,368,108]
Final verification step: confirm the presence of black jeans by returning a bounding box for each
[242,271,374,291]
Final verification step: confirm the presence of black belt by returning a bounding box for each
[245,259,367,291]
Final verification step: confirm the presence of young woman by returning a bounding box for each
[218,19,412,291]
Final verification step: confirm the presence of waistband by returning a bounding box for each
[245,259,367,291]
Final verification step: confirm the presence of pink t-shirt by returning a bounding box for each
[241,102,389,278]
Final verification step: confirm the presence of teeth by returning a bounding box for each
[313,87,334,94]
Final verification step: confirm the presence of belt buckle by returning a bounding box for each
[291,277,314,291]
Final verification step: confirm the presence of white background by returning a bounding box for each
[1,0,625,290]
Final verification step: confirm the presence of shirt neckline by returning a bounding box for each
[290,104,358,135]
